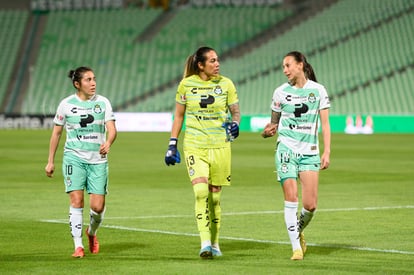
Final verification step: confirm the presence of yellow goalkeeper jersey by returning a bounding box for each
[176,74,239,149]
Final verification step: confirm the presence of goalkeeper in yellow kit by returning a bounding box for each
[165,46,241,259]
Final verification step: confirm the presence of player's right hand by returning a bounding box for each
[45,163,55,177]
[165,138,181,166]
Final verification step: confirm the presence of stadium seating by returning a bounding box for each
[136,0,414,116]
[0,10,28,108]
[21,8,163,113]
[10,0,414,116]
[333,67,414,115]
[20,5,291,114]
[218,0,414,115]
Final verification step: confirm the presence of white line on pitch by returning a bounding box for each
[42,205,414,221]
[103,205,414,220]
[40,219,414,256]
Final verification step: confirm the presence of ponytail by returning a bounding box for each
[304,62,317,82]
[183,54,197,78]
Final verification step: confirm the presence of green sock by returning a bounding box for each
[193,183,211,246]
[209,190,222,246]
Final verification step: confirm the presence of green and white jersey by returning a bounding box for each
[271,80,330,155]
[176,74,239,149]
[53,93,115,164]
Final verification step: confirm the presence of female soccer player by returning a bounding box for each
[262,51,331,260]
[45,66,117,258]
[165,46,241,259]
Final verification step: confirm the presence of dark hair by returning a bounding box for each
[68,66,93,89]
[183,46,215,78]
[285,51,317,82]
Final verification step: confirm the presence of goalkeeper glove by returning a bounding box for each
[222,121,239,141]
[165,138,181,166]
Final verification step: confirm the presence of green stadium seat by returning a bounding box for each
[0,10,28,108]
[17,0,414,116]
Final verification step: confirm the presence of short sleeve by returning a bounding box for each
[319,86,330,110]
[53,101,66,125]
[270,87,282,112]
[226,79,238,106]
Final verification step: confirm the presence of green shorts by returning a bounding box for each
[275,143,320,184]
[62,153,108,195]
[184,147,231,186]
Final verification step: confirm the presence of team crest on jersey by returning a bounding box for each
[308,93,316,103]
[65,177,72,187]
[94,104,102,114]
[281,164,289,173]
[214,86,222,95]
[180,95,187,102]
[189,167,195,176]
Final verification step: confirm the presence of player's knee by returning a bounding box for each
[70,196,84,208]
[304,204,317,212]
[193,183,209,201]
[90,205,105,214]
[211,191,221,206]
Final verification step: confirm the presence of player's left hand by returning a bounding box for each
[320,152,330,170]
[229,121,239,139]
[223,121,239,140]
[99,142,111,155]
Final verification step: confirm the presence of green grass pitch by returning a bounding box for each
[0,130,413,274]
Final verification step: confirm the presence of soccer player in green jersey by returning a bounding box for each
[262,51,331,260]
[45,66,117,258]
[165,46,241,259]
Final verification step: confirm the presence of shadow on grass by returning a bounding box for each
[102,241,148,253]
[307,245,342,255]
[217,240,275,258]
[307,243,351,256]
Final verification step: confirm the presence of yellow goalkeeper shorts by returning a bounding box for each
[184,147,231,186]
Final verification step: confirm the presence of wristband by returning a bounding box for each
[169,138,177,146]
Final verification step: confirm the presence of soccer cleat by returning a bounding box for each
[299,232,307,254]
[72,247,85,258]
[290,249,303,260]
[199,246,213,259]
[212,247,222,257]
[85,227,100,254]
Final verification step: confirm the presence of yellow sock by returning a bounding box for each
[209,190,221,246]
[193,183,211,246]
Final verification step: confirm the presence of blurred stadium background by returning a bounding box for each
[0,0,413,132]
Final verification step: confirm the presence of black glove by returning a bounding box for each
[165,138,181,166]
[223,121,239,141]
